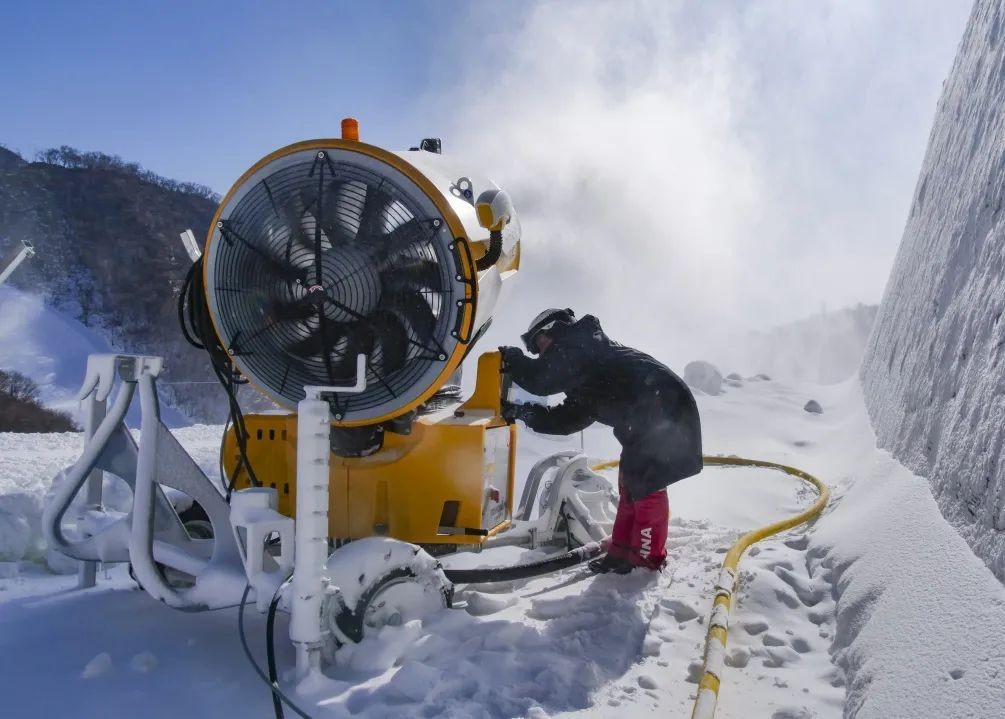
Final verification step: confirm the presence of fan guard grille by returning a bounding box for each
[205,146,465,422]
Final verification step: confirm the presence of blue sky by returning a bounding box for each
[0,1,976,356]
[0,1,473,191]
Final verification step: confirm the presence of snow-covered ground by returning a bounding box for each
[1,376,1002,718]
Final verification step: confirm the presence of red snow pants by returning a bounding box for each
[608,470,669,570]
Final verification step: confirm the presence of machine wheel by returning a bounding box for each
[321,538,453,649]
[129,503,211,588]
[178,503,213,540]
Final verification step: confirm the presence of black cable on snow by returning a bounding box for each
[442,542,603,584]
[237,584,312,719]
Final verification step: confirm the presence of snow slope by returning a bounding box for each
[860,0,1005,580]
[0,285,189,427]
[1,376,1002,717]
[0,285,115,417]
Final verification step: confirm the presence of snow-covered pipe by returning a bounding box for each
[289,393,332,679]
[42,377,135,556]
[128,370,199,609]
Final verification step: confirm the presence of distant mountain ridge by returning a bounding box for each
[0,144,259,423]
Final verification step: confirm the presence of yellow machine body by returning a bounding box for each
[224,351,516,546]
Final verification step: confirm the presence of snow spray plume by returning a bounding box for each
[425,0,969,373]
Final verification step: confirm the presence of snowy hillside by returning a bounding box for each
[860,0,1005,580]
[0,147,252,424]
[2,376,1002,718]
[0,285,187,427]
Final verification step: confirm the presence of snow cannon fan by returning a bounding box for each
[202,126,520,447]
[208,123,524,546]
[41,121,614,686]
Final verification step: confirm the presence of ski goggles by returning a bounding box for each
[521,320,559,353]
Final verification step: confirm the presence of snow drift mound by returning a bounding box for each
[861,0,1005,579]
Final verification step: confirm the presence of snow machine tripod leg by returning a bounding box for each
[42,354,248,610]
[77,385,106,589]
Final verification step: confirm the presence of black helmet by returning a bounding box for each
[521,308,575,353]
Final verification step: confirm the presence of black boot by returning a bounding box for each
[588,553,633,575]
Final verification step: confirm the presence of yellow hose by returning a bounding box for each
[590,455,830,719]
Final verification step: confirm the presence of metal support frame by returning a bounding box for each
[43,350,618,683]
[42,354,248,610]
[480,452,617,552]
[76,389,107,588]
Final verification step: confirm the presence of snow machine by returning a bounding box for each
[42,121,617,684]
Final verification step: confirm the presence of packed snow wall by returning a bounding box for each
[861,0,1005,580]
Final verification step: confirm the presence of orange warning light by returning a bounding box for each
[341,117,360,142]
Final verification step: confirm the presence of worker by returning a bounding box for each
[500,309,702,573]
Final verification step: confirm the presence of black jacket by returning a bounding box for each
[506,315,702,499]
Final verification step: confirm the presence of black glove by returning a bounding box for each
[498,346,524,369]
[500,401,542,425]
[500,400,521,424]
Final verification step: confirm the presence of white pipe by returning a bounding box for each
[128,372,187,607]
[43,381,135,556]
[178,229,202,262]
[0,240,35,286]
[289,394,332,679]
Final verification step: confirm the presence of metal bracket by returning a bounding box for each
[449,237,478,345]
[304,353,368,399]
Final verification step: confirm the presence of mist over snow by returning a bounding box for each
[423,0,971,372]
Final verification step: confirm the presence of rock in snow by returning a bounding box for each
[803,400,823,415]
[683,361,723,396]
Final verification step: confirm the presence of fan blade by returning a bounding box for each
[284,328,326,358]
[277,189,318,259]
[374,219,427,260]
[250,250,310,285]
[331,324,374,379]
[369,311,409,375]
[267,296,315,323]
[317,180,357,246]
[218,219,308,285]
[382,291,436,344]
[283,318,350,358]
[380,259,442,293]
[356,186,393,242]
